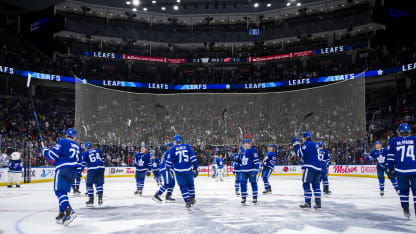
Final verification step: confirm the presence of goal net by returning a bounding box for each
[75,78,366,148]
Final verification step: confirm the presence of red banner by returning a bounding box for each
[166,58,186,64]
[292,50,314,58]
[122,54,165,63]
[250,53,291,62]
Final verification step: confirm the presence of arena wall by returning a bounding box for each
[0,165,381,186]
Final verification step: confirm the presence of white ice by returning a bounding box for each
[0,176,415,234]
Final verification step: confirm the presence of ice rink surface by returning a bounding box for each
[0,175,415,234]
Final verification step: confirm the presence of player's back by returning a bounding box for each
[318,149,329,162]
[168,144,196,174]
[388,136,416,175]
[217,158,224,168]
[302,141,321,172]
[264,151,277,168]
[83,148,104,169]
[52,138,81,170]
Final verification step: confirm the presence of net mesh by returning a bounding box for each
[75,78,366,147]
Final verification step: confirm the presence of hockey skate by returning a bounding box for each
[262,188,272,195]
[165,193,175,203]
[86,197,94,207]
[73,187,81,196]
[241,198,247,205]
[152,193,163,203]
[98,192,103,207]
[235,191,240,196]
[134,190,143,196]
[16,184,20,188]
[56,212,64,224]
[62,206,77,226]
[185,199,193,210]
[323,189,331,195]
[7,184,12,188]
[314,198,321,209]
[403,204,411,220]
[300,201,311,209]
[253,198,258,204]
[380,191,384,197]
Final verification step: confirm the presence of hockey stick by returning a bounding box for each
[27,74,45,147]
[238,126,244,142]
[295,112,314,137]
[221,109,233,154]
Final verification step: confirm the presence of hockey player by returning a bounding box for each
[41,128,80,226]
[292,132,322,209]
[134,145,152,196]
[216,154,225,182]
[153,143,176,203]
[72,146,84,195]
[366,141,398,196]
[232,146,244,196]
[151,152,162,186]
[212,153,218,179]
[386,123,416,219]
[317,141,332,195]
[262,144,276,195]
[81,142,105,207]
[166,135,198,209]
[7,152,22,188]
[238,139,260,204]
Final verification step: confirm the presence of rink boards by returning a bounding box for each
[0,165,380,186]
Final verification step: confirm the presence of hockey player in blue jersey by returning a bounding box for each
[81,142,105,207]
[238,139,260,204]
[153,143,176,203]
[317,141,332,195]
[151,152,162,186]
[366,141,399,196]
[72,147,84,195]
[386,123,416,219]
[262,144,276,195]
[166,135,198,209]
[231,147,242,196]
[134,145,152,196]
[41,128,80,226]
[7,152,22,188]
[292,132,322,209]
[212,153,218,179]
[216,154,225,182]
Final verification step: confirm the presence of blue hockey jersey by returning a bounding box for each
[263,151,277,169]
[387,136,416,175]
[152,158,160,171]
[81,148,104,170]
[293,139,322,172]
[160,151,170,172]
[231,153,241,173]
[239,148,260,172]
[166,144,198,174]
[216,158,224,169]
[134,152,152,172]
[8,160,22,173]
[42,138,81,170]
[319,148,331,167]
[366,148,388,167]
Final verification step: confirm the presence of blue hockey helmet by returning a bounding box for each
[167,142,174,148]
[239,146,244,151]
[174,134,182,143]
[243,139,250,144]
[374,141,382,146]
[317,141,323,147]
[398,123,411,133]
[267,144,275,148]
[302,132,312,139]
[66,128,76,138]
[84,142,92,149]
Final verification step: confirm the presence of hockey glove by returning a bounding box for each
[193,168,199,178]
[299,157,304,165]
[291,137,299,145]
[41,147,49,157]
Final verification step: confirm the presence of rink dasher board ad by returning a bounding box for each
[0,165,381,186]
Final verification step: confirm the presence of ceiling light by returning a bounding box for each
[173,5,179,10]
[176,0,180,2]
[126,1,131,5]
[132,0,139,6]
[254,3,259,8]
[267,3,272,7]
[286,2,291,7]
[297,2,301,6]
[152,0,156,3]
[143,8,148,11]
[132,8,137,11]
[161,6,166,10]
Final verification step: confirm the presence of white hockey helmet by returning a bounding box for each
[11,152,21,160]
